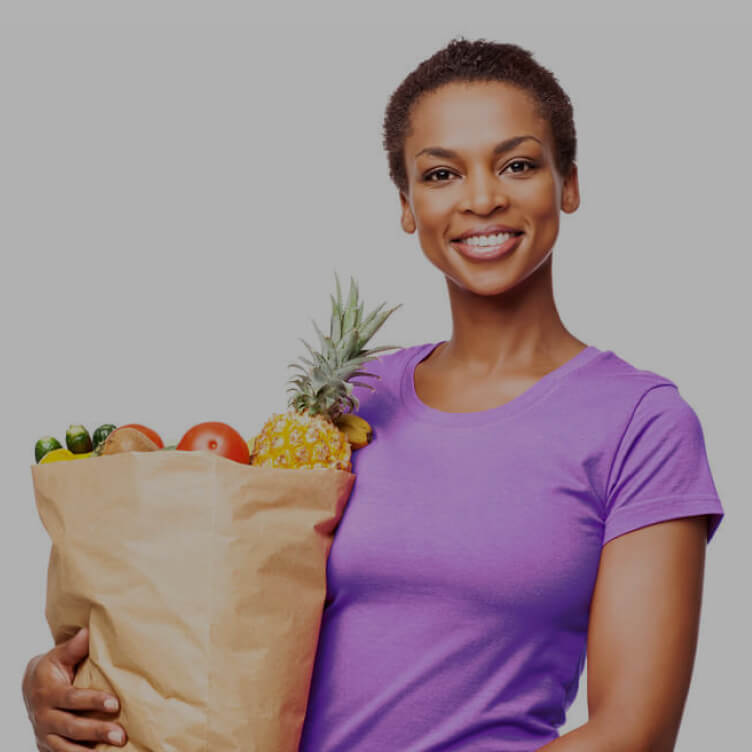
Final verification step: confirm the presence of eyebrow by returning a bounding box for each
[414,135,542,161]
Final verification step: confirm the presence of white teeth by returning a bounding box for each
[458,232,516,247]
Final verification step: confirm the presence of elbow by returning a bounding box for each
[590,715,678,752]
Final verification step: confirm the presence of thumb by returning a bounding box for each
[57,627,90,668]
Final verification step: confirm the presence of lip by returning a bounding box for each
[453,224,523,240]
[451,232,523,262]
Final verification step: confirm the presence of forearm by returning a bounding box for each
[537,719,642,752]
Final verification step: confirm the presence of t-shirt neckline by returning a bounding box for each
[400,340,602,427]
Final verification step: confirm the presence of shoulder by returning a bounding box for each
[570,347,691,424]
[598,352,722,543]
[582,347,679,395]
[559,348,709,502]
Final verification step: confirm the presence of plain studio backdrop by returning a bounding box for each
[1,8,749,751]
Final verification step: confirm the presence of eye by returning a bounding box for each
[505,159,537,174]
[423,168,455,183]
[422,160,537,182]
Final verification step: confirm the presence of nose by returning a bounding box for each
[458,168,509,215]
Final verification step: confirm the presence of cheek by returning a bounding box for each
[413,189,453,228]
[520,175,559,217]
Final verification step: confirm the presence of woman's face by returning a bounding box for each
[400,80,579,296]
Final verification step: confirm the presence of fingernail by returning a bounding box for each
[108,729,124,744]
[104,698,119,711]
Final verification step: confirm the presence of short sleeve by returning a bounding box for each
[602,384,724,546]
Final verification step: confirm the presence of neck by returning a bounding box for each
[439,255,585,375]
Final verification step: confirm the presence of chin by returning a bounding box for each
[446,269,520,297]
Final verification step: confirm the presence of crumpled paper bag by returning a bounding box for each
[31,449,355,751]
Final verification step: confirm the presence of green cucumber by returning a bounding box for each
[92,424,117,449]
[66,424,93,454]
[34,436,63,464]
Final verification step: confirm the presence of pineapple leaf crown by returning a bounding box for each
[286,271,403,421]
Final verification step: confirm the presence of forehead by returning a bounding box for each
[405,81,549,157]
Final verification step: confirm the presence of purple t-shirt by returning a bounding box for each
[298,341,724,751]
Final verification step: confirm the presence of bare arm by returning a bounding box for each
[539,515,709,752]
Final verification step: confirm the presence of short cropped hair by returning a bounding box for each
[382,36,578,196]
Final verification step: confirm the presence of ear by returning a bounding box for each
[399,191,416,234]
[561,162,581,214]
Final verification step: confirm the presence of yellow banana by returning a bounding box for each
[334,414,373,450]
[347,415,371,433]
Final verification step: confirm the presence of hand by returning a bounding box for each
[22,627,127,750]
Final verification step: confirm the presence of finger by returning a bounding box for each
[55,686,119,714]
[55,628,89,669]
[45,709,126,746]
[44,733,105,751]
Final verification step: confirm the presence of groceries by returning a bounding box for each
[65,424,93,454]
[34,436,63,463]
[35,423,114,463]
[99,426,160,455]
[92,423,117,448]
[36,421,250,464]
[34,275,401,471]
[35,424,108,463]
[116,423,164,448]
[249,273,401,470]
[29,273,402,750]
[176,421,250,464]
[38,448,76,464]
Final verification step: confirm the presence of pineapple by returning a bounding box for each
[249,273,402,471]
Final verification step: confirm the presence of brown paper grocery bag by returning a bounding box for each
[31,449,355,751]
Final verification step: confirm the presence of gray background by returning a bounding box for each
[2,4,748,749]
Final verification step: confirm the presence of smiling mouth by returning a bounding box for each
[450,231,524,260]
[451,230,524,242]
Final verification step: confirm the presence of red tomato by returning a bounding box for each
[119,423,164,448]
[177,421,250,464]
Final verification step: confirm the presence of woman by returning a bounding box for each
[23,37,724,751]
